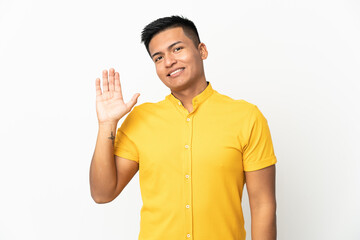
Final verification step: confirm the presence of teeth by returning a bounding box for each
[170,68,183,76]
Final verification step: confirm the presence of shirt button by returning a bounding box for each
[186,205,190,208]
[187,234,191,238]
[185,145,189,149]
[185,175,189,179]
[178,101,181,105]
[186,118,190,121]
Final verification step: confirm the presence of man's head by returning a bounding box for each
[141,16,208,92]
[141,15,201,56]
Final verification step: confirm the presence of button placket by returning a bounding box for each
[184,113,193,239]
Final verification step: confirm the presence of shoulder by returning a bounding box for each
[132,98,167,112]
[125,99,168,119]
[211,90,259,117]
[119,100,165,132]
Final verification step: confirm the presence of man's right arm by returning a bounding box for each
[89,68,140,204]
[90,122,139,203]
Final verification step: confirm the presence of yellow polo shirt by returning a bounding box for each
[114,81,277,240]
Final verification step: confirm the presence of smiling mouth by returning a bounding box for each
[167,68,185,77]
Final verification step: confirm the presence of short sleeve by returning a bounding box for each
[114,129,139,163]
[113,108,140,163]
[242,106,277,171]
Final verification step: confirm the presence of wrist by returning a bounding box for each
[98,121,118,128]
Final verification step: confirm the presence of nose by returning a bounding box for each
[164,53,176,68]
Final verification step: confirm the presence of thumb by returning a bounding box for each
[126,93,140,110]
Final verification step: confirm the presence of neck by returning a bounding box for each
[170,79,208,112]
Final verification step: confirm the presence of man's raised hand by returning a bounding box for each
[95,68,140,124]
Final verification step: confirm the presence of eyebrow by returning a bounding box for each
[151,41,183,59]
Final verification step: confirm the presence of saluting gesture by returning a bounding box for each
[95,68,140,124]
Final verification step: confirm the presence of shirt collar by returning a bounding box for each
[165,81,214,110]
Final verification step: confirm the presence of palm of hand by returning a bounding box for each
[95,68,140,124]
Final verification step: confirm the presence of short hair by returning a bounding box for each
[141,15,201,56]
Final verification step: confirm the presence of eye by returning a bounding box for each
[154,56,163,62]
[174,47,183,52]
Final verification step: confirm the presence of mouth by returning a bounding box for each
[167,68,185,77]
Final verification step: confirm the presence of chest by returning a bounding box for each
[136,112,244,176]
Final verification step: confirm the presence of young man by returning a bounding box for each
[90,16,277,240]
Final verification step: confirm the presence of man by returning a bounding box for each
[90,16,277,240]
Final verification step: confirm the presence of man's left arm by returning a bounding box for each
[245,164,276,240]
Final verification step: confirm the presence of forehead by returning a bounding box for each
[148,27,193,55]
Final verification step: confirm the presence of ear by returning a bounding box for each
[198,43,208,60]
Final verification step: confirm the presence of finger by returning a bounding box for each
[102,70,109,92]
[95,78,102,96]
[109,68,115,92]
[114,72,123,99]
[126,93,140,110]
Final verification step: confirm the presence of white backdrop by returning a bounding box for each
[0,0,359,239]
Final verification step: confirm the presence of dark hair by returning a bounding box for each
[141,15,201,55]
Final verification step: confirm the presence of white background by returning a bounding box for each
[0,0,359,239]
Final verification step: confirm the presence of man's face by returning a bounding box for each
[148,27,208,92]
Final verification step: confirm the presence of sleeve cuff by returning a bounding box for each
[243,156,277,172]
[114,149,139,163]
